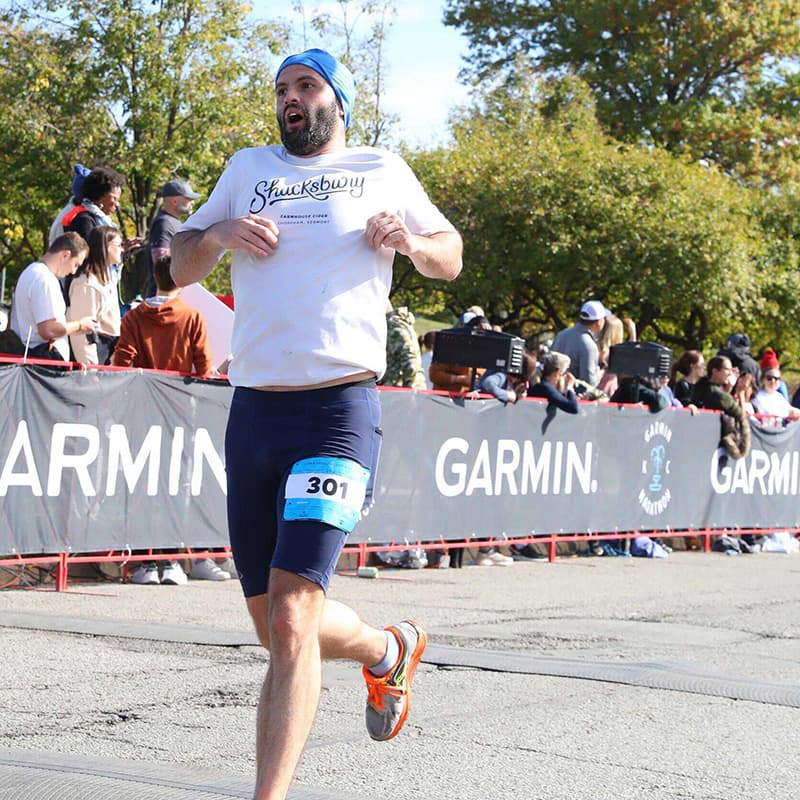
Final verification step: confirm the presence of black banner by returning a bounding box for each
[1,365,798,555]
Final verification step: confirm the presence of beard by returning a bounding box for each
[278,98,340,156]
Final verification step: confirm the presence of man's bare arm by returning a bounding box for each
[365,211,462,281]
[171,215,280,287]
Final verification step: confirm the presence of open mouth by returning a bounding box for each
[285,107,305,128]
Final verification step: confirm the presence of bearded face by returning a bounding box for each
[278,97,340,156]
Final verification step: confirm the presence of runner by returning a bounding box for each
[171,48,462,800]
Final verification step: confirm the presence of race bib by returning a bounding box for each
[284,457,370,533]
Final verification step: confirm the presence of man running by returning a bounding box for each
[171,49,462,800]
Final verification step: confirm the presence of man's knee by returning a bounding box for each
[266,570,324,659]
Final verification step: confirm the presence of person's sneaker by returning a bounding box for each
[477,548,513,566]
[216,557,239,578]
[190,557,231,581]
[161,561,188,586]
[130,564,159,585]
[363,619,427,742]
[511,544,545,561]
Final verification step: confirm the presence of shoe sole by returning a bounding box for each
[382,619,427,741]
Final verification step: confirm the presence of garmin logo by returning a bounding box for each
[638,421,673,516]
[250,174,365,211]
[0,421,226,498]
[434,437,597,498]
[710,447,800,495]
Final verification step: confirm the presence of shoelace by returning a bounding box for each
[366,676,403,710]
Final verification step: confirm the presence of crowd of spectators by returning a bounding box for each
[2,163,798,575]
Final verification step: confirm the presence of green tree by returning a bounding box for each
[0,0,286,285]
[444,0,800,184]
[396,79,796,357]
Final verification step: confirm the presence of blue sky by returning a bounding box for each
[249,2,472,147]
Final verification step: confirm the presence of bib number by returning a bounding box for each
[284,457,369,533]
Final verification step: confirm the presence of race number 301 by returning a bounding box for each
[284,457,370,533]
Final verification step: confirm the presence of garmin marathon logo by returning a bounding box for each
[250,174,365,211]
[0,421,226,497]
[710,448,800,495]
[435,437,597,497]
[638,420,673,516]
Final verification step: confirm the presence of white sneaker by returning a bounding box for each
[215,558,239,578]
[130,564,159,585]
[190,557,231,581]
[481,549,514,566]
[161,561,188,586]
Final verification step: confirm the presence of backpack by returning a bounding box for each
[0,327,25,356]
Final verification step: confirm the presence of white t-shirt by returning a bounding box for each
[753,388,793,419]
[181,145,456,387]
[10,261,69,359]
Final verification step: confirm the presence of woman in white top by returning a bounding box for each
[68,226,124,365]
[753,365,800,423]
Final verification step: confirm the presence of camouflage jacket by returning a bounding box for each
[381,307,426,389]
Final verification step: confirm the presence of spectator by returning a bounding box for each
[669,350,705,406]
[419,331,435,389]
[752,354,800,423]
[611,375,668,413]
[692,355,734,409]
[68,226,124,365]
[9,233,95,361]
[692,355,751,458]
[733,372,756,415]
[62,166,125,244]
[718,332,759,381]
[49,164,91,245]
[113,256,213,375]
[551,300,610,387]
[658,375,682,408]
[597,315,637,397]
[138,178,203,298]
[758,348,789,400]
[379,304,426,389]
[527,351,579,414]
[150,179,202,263]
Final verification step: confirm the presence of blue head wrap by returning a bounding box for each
[71,163,91,199]
[276,48,357,130]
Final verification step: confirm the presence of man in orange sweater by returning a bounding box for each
[112,256,212,375]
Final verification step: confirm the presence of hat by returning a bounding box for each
[71,164,91,198]
[159,179,201,200]
[760,348,779,371]
[579,300,611,322]
[726,332,750,350]
[457,311,477,327]
[276,48,357,130]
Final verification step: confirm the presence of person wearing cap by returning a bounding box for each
[149,179,202,264]
[48,164,92,246]
[171,47,462,800]
[753,349,799,422]
[551,299,611,387]
[717,332,760,381]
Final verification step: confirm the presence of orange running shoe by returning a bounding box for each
[363,619,427,741]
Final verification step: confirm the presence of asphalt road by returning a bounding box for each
[1,550,799,799]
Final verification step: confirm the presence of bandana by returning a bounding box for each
[276,48,357,130]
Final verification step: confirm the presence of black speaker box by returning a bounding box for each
[608,341,672,378]
[432,329,526,373]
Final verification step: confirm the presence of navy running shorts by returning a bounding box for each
[224,380,382,597]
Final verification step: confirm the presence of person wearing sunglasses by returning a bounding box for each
[752,350,800,423]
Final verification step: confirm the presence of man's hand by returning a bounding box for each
[172,215,280,287]
[210,214,279,259]
[365,211,417,256]
[364,210,462,281]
